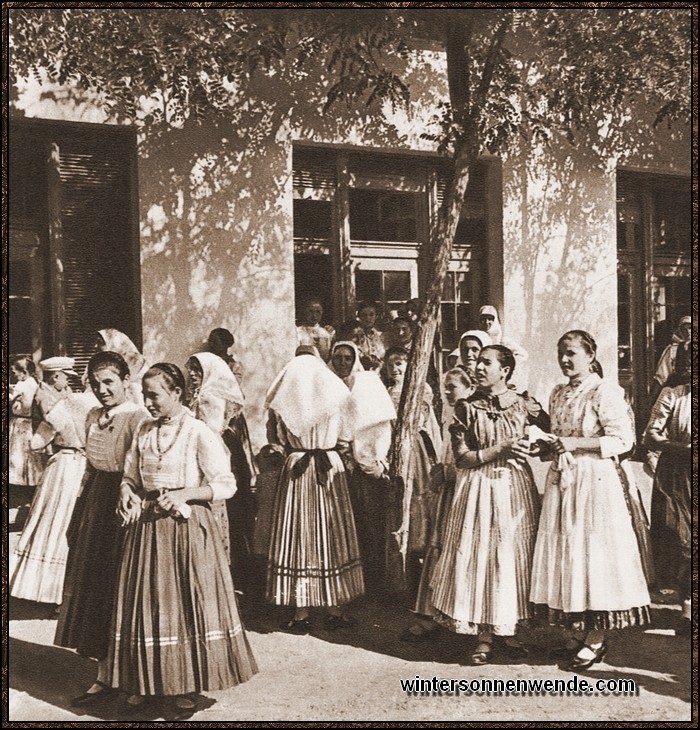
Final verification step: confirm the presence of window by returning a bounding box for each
[349,189,420,242]
[292,146,495,353]
[8,119,141,380]
[616,170,691,420]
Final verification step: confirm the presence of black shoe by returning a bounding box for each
[71,682,113,707]
[569,642,608,671]
[500,637,530,659]
[282,617,312,635]
[550,639,584,660]
[325,614,355,631]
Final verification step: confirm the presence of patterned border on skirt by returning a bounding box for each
[532,603,651,631]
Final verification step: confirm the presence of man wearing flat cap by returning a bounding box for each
[32,357,77,434]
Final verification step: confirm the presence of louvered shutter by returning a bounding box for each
[57,134,139,380]
[9,120,140,382]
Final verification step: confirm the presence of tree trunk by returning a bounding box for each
[385,146,476,593]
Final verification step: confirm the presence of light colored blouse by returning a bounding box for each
[11,378,38,418]
[549,374,634,459]
[31,392,95,451]
[644,383,691,448]
[123,410,236,501]
[85,402,149,473]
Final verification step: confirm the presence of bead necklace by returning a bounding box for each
[155,412,186,470]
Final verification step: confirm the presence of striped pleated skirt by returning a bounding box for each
[266,451,364,608]
[107,502,258,696]
[430,460,540,635]
[10,450,87,605]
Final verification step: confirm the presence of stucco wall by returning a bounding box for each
[136,124,296,448]
[12,46,690,449]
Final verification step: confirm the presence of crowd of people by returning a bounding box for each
[7,302,692,715]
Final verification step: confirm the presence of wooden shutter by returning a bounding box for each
[9,119,140,381]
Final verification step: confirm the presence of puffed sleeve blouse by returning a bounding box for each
[122,410,236,501]
[548,373,634,459]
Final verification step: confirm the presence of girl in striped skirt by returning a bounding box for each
[430,346,548,664]
[265,350,364,633]
[107,363,257,714]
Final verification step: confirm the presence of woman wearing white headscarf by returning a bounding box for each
[93,329,149,405]
[185,352,245,564]
[478,306,529,393]
[331,341,396,594]
[265,350,364,632]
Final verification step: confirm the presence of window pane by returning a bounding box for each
[617,272,632,371]
[454,219,485,247]
[441,303,456,351]
[654,187,691,251]
[454,271,472,303]
[355,269,382,303]
[442,271,455,300]
[294,253,333,324]
[293,199,332,240]
[456,303,472,336]
[349,189,419,242]
[384,271,411,303]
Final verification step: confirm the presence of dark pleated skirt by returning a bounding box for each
[650,451,691,598]
[107,502,258,696]
[55,470,123,659]
[348,471,387,595]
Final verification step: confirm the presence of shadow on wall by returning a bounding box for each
[502,108,689,406]
[134,55,439,447]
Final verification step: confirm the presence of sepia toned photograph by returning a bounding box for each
[5,3,694,723]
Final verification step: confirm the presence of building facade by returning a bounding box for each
[8,46,691,447]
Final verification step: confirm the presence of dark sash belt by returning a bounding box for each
[289,448,336,485]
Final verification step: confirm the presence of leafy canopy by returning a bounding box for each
[10,7,691,154]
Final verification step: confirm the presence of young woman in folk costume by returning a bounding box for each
[9,356,44,503]
[530,330,650,670]
[402,367,477,643]
[330,341,396,595]
[55,351,149,707]
[107,364,257,713]
[265,350,364,633]
[91,328,149,405]
[430,346,548,664]
[10,357,93,606]
[644,342,692,635]
[205,330,260,588]
[185,352,244,564]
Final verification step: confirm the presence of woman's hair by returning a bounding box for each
[558,329,602,375]
[11,355,37,378]
[88,350,130,381]
[143,362,187,400]
[336,319,363,341]
[384,346,409,363]
[357,300,379,316]
[444,367,472,389]
[209,327,234,349]
[185,355,204,375]
[481,344,516,381]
